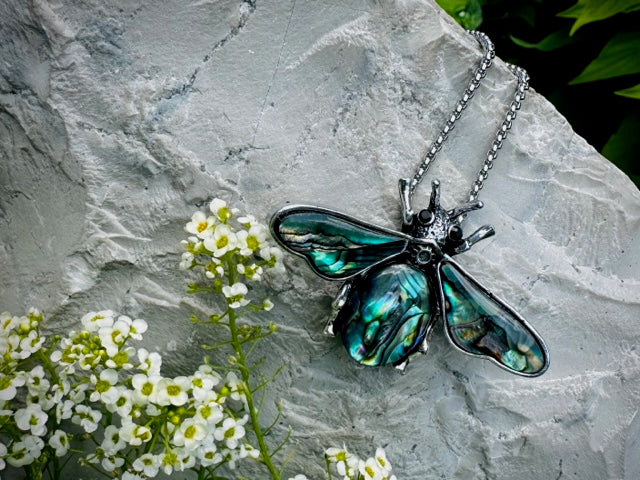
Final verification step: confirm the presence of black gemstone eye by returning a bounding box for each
[417,209,434,225]
[448,225,463,242]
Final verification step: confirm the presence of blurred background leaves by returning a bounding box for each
[436,0,640,188]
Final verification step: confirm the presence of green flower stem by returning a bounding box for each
[227,306,280,480]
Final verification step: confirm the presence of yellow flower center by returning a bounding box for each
[247,235,259,250]
[197,221,208,233]
[167,385,181,396]
[216,236,228,249]
[185,425,197,439]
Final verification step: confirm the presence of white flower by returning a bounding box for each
[326,447,358,477]
[375,447,391,474]
[173,418,207,449]
[132,373,161,403]
[159,450,180,475]
[132,453,160,477]
[204,224,237,258]
[236,224,268,255]
[289,475,309,480]
[120,422,152,446]
[198,441,222,467]
[128,318,148,340]
[99,317,132,357]
[237,214,257,227]
[179,251,195,270]
[0,372,25,401]
[209,198,233,222]
[213,416,247,449]
[90,368,119,403]
[175,447,197,471]
[101,453,125,472]
[15,404,48,436]
[101,425,127,455]
[262,299,274,311]
[137,348,162,375]
[223,372,245,402]
[195,399,224,425]
[107,387,134,417]
[25,365,49,396]
[239,443,259,460]
[259,245,285,272]
[49,430,70,457]
[7,441,36,467]
[19,329,45,357]
[222,282,249,309]
[190,367,220,401]
[55,399,75,422]
[0,311,18,335]
[359,457,384,480]
[81,310,115,332]
[185,211,216,238]
[155,376,190,406]
[72,405,102,433]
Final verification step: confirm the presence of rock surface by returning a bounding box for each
[1,0,640,478]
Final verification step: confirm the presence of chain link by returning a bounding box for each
[468,63,529,202]
[409,31,529,204]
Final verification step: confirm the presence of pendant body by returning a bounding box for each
[335,263,433,366]
[270,179,550,376]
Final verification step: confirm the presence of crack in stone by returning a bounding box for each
[251,0,296,146]
[162,0,257,102]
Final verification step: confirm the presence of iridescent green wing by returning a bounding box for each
[438,258,549,376]
[270,206,410,280]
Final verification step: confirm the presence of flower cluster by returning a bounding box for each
[180,198,283,314]
[0,309,257,478]
[288,447,397,480]
[324,446,397,480]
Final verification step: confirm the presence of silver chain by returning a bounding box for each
[409,30,530,203]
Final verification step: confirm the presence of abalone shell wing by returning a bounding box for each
[439,259,549,376]
[270,206,409,280]
[335,263,433,366]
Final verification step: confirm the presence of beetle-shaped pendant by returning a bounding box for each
[270,178,549,376]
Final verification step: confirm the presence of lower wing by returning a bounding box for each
[437,257,549,376]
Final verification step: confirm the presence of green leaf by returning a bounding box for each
[558,0,640,35]
[570,31,640,84]
[601,112,640,188]
[615,83,640,98]
[510,30,575,52]
[435,0,484,30]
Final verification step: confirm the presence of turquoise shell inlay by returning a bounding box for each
[277,212,407,278]
[440,262,547,374]
[335,263,432,366]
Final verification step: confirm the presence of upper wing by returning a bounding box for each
[438,257,549,376]
[270,205,410,280]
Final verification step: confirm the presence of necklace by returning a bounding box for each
[270,31,549,376]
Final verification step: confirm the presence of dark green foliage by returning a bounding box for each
[436,0,640,189]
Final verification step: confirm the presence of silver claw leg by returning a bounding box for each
[454,224,495,254]
[448,200,483,221]
[325,282,352,336]
[394,360,409,374]
[428,179,441,211]
[398,178,414,227]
